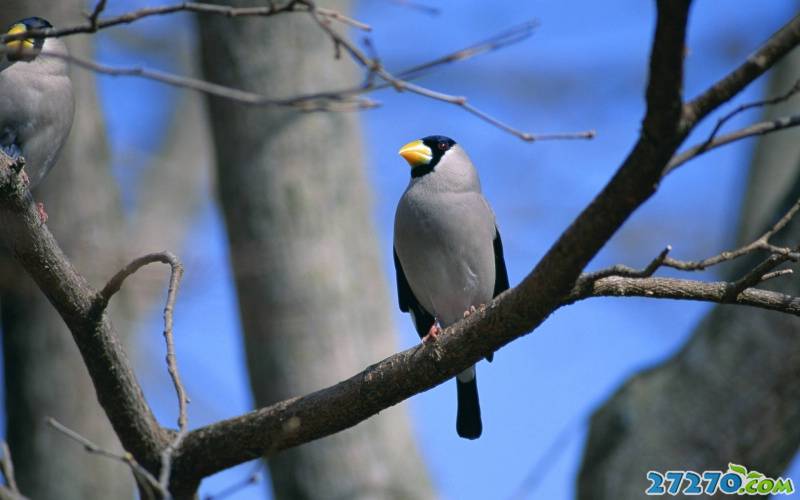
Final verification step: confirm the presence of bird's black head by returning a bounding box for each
[4,17,53,62]
[398,135,457,178]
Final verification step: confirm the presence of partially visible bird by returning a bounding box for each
[0,17,74,189]
[393,135,509,439]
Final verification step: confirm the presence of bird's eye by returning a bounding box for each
[438,142,448,151]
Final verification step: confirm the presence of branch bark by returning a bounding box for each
[0,155,169,477]
[1,1,799,497]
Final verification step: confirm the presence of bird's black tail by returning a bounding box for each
[456,373,482,439]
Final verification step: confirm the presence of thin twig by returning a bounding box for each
[662,198,800,270]
[395,20,539,81]
[0,7,591,140]
[724,252,794,300]
[760,268,793,282]
[87,0,108,28]
[665,114,800,174]
[583,246,672,282]
[0,1,369,43]
[158,255,189,495]
[390,0,441,16]
[0,46,378,112]
[0,443,19,494]
[303,1,594,141]
[95,251,189,494]
[46,418,163,495]
[701,77,800,148]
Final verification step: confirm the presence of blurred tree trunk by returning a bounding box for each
[0,1,132,498]
[197,2,434,499]
[577,48,800,499]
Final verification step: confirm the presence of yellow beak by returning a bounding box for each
[398,140,432,167]
[5,24,34,52]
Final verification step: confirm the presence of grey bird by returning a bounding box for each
[393,135,509,439]
[0,17,74,188]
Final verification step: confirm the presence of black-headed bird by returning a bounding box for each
[393,135,509,439]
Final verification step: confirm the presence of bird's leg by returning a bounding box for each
[36,202,48,224]
[19,169,30,187]
[422,319,442,344]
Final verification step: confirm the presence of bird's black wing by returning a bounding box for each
[493,226,510,297]
[483,227,510,364]
[394,247,436,339]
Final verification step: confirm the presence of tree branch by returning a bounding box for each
[0,153,169,473]
[566,275,800,314]
[0,2,592,141]
[662,197,800,270]
[682,14,800,129]
[0,442,26,500]
[2,2,800,497]
[46,418,163,499]
[0,1,369,42]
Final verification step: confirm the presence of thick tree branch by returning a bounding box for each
[0,154,169,474]
[2,1,800,497]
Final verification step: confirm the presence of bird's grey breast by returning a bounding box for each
[394,184,497,326]
[0,56,74,186]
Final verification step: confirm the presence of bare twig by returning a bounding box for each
[93,252,188,493]
[760,268,793,281]
[395,20,539,81]
[0,443,20,495]
[1,5,590,140]
[0,46,378,112]
[665,114,800,174]
[304,2,594,141]
[724,253,793,299]
[46,418,163,495]
[157,256,188,495]
[662,198,800,270]
[87,0,108,28]
[582,246,672,282]
[94,252,189,494]
[390,0,441,16]
[682,14,800,129]
[701,77,800,147]
[0,1,369,43]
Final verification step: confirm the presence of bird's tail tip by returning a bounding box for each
[456,375,482,439]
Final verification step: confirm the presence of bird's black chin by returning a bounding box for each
[6,51,38,63]
[410,163,435,178]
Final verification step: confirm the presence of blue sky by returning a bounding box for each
[6,1,800,499]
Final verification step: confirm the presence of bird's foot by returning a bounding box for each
[422,322,442,343]
[36,202,48,225]
[462,305,485,318]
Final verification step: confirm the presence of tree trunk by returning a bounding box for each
[577,47,800,500]
[197,2,434,499]
[0,2,132,498]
